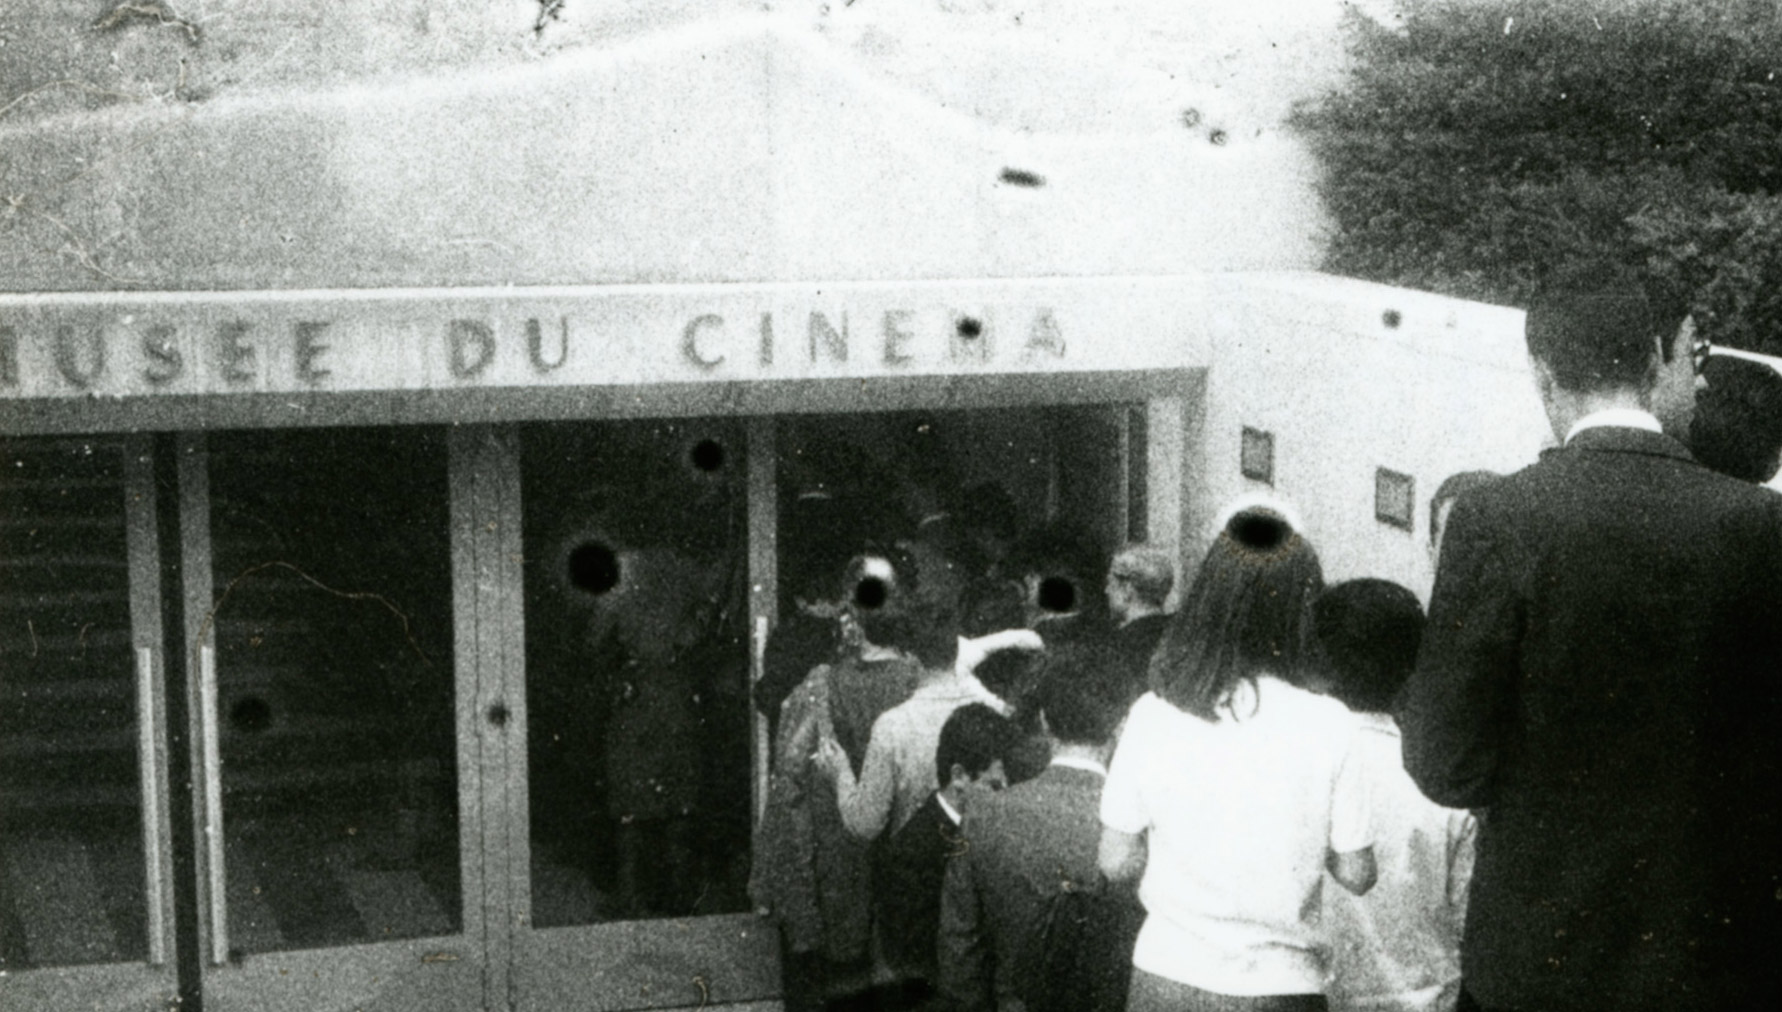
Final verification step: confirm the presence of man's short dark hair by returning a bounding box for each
[1525,260,1683,392]
[934,703,1018,787]
[896,591,961,669]
[1313,579,1426,714]
[1691,355,1782,484]
[1032,644,1125,746]
[1429,470,1500,547]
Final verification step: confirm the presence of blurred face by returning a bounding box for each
[952,759,1009,813]
[1650,316,1708,439]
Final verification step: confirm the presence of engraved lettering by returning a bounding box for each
[55,326,105,389]
[808,311,848,364]
[682,314,726,370]
[448,320,495,379]
[527,318,569,372]
[217,322,256,383]
[0,326,17,387]
[295,322,331,384]
[758,313,774,368]
[142,327,182,386]
[881,310,916,366]
[1025,308,1065,358]
[950,312,992,363]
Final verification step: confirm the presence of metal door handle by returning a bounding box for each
[198,644,229,966]
[136,647,167,967]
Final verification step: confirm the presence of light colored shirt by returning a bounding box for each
[936,791,963,827]
[838,674,1005,840]
[1565,408,1661,444]
[1323,714,1475,1012]
[1049,755,1109,778]
[1101,682,1372,997]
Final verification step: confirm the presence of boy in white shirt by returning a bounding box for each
[1314,579,1475,1012]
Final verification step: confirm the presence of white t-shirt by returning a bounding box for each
[1323,714,1474,1012]
[1101,681,1372,997]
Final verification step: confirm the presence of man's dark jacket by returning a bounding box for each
[876,791,963,981]
[937,763,1106,1012]
[1399,427,1782,1011]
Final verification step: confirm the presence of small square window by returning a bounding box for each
[1240,427,1274,485]
[1375,468,1415,531]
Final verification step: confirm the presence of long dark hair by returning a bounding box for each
[1148,508,1324,721]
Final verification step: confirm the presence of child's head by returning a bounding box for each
[1312,578,1426,714]
[934,702,1018,808]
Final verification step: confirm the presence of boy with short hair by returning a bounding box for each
[1315,579,1475,1012]
[876,702,1020,988]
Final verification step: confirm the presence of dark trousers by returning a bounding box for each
[1125,968,1329,1012]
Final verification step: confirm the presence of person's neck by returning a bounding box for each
[1544,385,1648,444]
[1051,741,1111,768]
[1118,604,1162,628]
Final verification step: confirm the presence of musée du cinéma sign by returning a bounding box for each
[0,284,1187,401]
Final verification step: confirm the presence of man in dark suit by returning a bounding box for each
[1398,261,1782,1012]
[937,645,1126,1012]
[1103,545,1174,704]
[876,702,1019,991]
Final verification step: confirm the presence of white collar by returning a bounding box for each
[1049,755,1108,778]
[1565,408,1661,444]
[936,791,963,826]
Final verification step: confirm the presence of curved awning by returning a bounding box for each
[0,15,1327,293]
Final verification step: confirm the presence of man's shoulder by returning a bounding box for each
[973,770,1100,835]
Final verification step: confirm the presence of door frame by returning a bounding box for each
[175,429,490,1012]
[2,434,179,1011]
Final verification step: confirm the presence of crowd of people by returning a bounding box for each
[750,259,1782,1012]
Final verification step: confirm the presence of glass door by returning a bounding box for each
[507,419,778,1012]
[180,427,485,1012]
[0,434,177,1011]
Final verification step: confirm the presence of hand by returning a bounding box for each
[811,736,850,784]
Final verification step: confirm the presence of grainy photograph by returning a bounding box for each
[1,3,1779,1012]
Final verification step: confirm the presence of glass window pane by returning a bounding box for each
[0,437,145,970]
[206,428,459,955]
[523,421,752,926]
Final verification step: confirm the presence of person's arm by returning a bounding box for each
[824,723,895,840]
[1097,698,1152,885]
[1098,827,1147,886]
[1397,494,1524,809]
[1327,718,1376,896]
[937,822,993,1012]
[1445,811,1479,947]
[1326,846,1377,896]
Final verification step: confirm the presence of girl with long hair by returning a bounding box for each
[1098,503,1377,1012]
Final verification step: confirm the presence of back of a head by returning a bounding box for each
[1525,260,1679,393]
[1150,507,1324,720]
[1313,579,1426,714]
[934,702,1019,787]
[844,545,920,648]
[1691,356,1782,484]
[1032,644,1125,746]
[1109,544,1176,608]
[895,586,963,670]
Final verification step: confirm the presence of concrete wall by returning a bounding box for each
[0,12,1329,292]
[1199,272,1547,601]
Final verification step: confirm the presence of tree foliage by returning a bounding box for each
[1294,0,1782,355]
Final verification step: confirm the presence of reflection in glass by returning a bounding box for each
[0,438,145,970]
[524,421,752,927]
[207,428,458,954]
